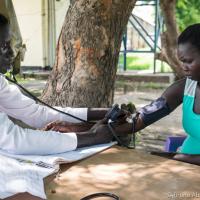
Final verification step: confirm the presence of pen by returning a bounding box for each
[16,158,54,169]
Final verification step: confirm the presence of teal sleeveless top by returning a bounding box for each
[181,78,200,154]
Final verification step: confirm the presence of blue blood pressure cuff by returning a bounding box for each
[138,97,171,126]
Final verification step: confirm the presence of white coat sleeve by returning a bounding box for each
[0,112,77,155]
[0,75,88,129]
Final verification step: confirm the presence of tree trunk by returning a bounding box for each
[41,0,136,107]
[156,0,184,78]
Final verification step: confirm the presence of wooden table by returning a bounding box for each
[5,146,200,200]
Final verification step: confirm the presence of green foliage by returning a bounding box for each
[176,0,200,32]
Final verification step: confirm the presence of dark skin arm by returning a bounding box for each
[136,78,200,165]
[43,119,115,148]
[42,121,95,132]
[42,108,110,132]
[134,78,186,132]
[43,79,188,151]
[173,153,200,165]
[75,120,112,148]
[43,107,129,132]
[43,118,131,148]
[50,80,187,148]
[43,78,200,165]
[76,119,133,148]
[87,108,109,121]
[86,79,186,148]
[93,81,187,135]
[43,79,186,149]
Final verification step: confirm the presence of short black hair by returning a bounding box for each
[178,23,200,52]
[0,14,9,27]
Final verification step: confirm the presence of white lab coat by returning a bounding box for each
[0,75,88,155]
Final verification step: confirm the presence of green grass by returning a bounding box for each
[119,54,151,70]
[118,54,173,73]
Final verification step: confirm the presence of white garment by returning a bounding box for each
[0,142,116,199]
[0,75,88,155]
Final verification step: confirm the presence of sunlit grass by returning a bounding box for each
[119,54,150,70]
[118,53,173,73]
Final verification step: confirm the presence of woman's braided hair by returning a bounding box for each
[178,23,200,52]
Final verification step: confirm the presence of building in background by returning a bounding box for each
[12,0,155,69]
[126,15,154,50]
[12,0,70,68]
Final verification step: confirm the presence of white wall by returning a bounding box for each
[13,0,43,67]
[12,0,70,67]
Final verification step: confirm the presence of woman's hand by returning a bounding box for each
[42,121,94,133]
[90,119,132,142]
[116,109,131,124]
[76,119,133,148]
[173,154,200,165]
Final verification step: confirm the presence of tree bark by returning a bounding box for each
[41,0,136,107]
[156,0,184,78]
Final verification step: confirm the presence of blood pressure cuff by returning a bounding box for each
[138,97,171,126]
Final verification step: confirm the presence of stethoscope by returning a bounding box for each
[80,192,120,200]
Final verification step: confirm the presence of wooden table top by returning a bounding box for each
[44,146,200,200]
[46,147,200,200]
